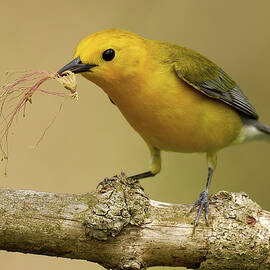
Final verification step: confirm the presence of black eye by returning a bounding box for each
[102,49,115,61]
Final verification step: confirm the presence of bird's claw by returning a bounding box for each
[190,189,209,227]
[96,172,127,193]
[96,176,117,193]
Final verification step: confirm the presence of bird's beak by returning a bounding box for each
[57,56,97,75]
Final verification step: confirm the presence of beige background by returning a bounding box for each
[0,1,269,269]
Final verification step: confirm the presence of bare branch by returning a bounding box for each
[0,174,269,270]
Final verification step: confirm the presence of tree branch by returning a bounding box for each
[0,174,269,269]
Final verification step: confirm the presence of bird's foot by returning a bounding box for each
[190,189,209,228]
[96,177,115,193]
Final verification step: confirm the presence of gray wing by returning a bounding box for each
[173,54,258,119]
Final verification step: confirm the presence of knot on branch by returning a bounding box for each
[199,191,270,270]
[84,173,150,240]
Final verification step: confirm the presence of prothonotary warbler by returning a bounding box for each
[58,29,270,226]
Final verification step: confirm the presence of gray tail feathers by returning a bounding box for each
[254,121,270,135]
[242,118,270,142]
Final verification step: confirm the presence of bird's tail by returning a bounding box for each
[243,119,270,142]
[244,120,270,143]
[254,121,270,135]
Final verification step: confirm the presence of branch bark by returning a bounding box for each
[0,174,269,270]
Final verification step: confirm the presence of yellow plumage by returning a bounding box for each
[76,30,243,153]
[96,62,242,153]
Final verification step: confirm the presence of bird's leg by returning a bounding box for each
[130,171,156,180]
[190,152,217,227]
[96,147,160,190]
[190,168,213,226]
[130,146,161,181]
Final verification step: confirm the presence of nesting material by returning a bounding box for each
[0,70,78,173]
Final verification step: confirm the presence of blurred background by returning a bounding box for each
[0,0,269,269]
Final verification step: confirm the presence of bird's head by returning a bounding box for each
[58,29,149,95]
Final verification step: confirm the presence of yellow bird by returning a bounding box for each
[58,29,269,226]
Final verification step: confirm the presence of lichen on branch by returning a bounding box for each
[84,173,150,240]
[0,175,269,270]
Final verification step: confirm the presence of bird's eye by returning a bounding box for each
[102,49,115,61]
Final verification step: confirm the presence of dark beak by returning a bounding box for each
[57,57,97,75]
